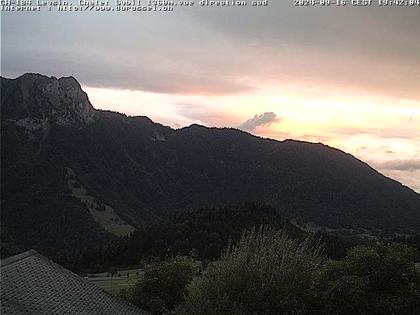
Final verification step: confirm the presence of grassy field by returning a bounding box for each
[88,268,144,296]
[66,169,136,237]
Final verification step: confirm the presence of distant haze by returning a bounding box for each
[2,3,419,192]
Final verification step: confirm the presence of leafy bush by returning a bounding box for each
[318,242,420,314]
[123,256,200,315]
[174,227,324,315]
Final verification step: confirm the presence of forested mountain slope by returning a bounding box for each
[1,73,419,253]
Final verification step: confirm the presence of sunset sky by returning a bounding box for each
[1,3,419,192]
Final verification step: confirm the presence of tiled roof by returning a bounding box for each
[0,250,147,315]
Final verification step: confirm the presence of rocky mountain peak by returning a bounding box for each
[1,73,96,127]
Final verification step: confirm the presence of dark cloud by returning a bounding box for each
[1,49,253,95]
[374,160,420,192]
[239,112,280,132]
[2,4,420,98]
[377,159,420,172]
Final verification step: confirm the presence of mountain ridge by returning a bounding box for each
[1,73,419,253]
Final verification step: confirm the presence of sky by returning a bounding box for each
[1,2,419,192]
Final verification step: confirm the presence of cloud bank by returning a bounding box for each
[2,4,420,99]
[377,159,420,172]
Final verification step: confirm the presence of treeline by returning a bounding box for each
[121,227,420,315]
[55,203,355,273]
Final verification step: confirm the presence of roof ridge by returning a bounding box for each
[0,249,39,267]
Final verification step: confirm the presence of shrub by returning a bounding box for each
[174,226,324,315]
[124,256,200,315]
[319,242,420,314]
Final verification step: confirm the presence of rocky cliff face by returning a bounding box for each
[1,73,96,128]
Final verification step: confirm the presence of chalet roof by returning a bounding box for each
[0,250,147,314]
